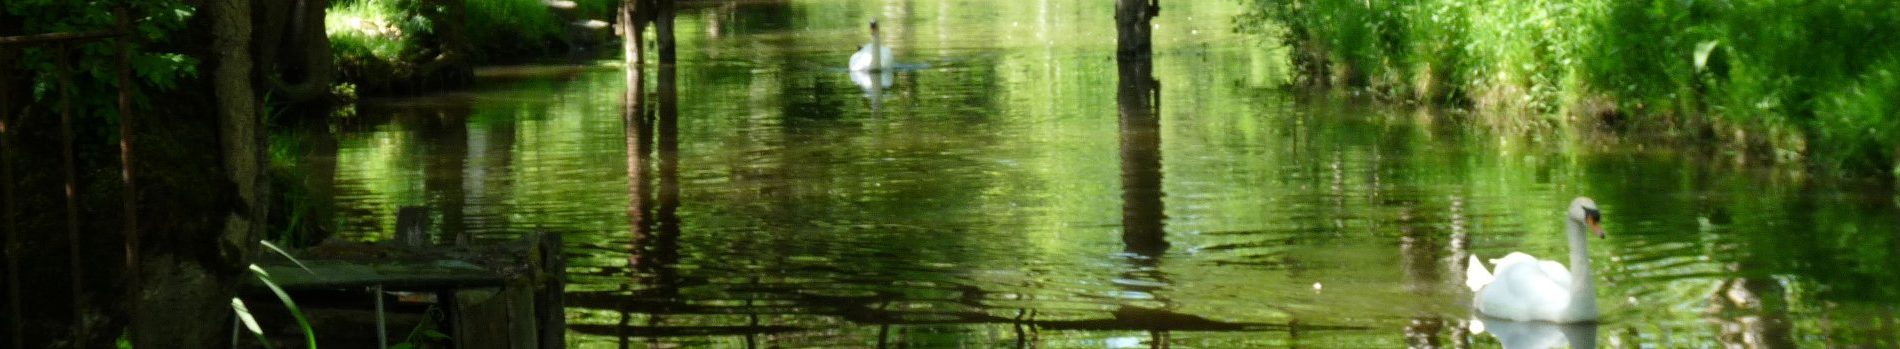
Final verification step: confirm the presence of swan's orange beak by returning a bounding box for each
[1587,217,1605,239]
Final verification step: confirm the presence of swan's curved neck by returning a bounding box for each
[870,30,883,68]
[1565,217,1598,320]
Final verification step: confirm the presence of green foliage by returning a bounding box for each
[4,0,200,125]
[465,0,561,61]
[1243,0,1900,174]
[328,0,614,65]
[232,244,318,348]
[245,264,318,349]
[267,126,340,247]
[327,0,432,62]
[464,0,618,62]
[389,306,450,349]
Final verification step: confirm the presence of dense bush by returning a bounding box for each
[326,0,477,94]
[1239,0,1900,174]
[464,0,616,62]
[325,0,617,93]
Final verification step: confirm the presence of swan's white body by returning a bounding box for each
[1467,197,1606,323]
[849,20,894,72]
[850,44,894,72]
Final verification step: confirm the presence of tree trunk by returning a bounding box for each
[256,0,334,105]
[133,0,266,346]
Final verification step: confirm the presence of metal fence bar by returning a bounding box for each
[2,38,22,349]
[54,43,88,344]
[0,31,121,46]
[111,7,142,344]
[0,10,137,344]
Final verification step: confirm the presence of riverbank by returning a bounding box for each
[325,0,621,96]
[1238,0,1900,177]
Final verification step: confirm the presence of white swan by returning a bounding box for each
[849,20,894,72]
[1466,197,1607,323]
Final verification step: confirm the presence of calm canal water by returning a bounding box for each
[287,0,1900,347]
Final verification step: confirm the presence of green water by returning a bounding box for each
[291,0,1900,347]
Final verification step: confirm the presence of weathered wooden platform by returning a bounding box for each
[241,232,564,349]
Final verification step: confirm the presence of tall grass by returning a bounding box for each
[1241,0,1900,174]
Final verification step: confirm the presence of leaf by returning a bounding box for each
[231,297,265,335]
[252,264,319,349]
[230,297,276,349]
[260,240,314,274]
[1694,40,1720,72]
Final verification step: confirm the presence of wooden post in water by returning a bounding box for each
[534,231,565,349]
[1116,3,1165,257]
[654,0,676,63]
[1115,0,1158,59]
[619,0,645,68]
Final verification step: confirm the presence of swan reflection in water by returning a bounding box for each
[1472,317,1599,349]
[850,69,894,113]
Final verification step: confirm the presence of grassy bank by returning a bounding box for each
[1239,0,1900,175]
[325,0,617,95]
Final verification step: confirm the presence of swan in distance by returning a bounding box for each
[850,20,894,72]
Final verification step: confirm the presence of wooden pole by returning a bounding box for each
[113,7,140,343]
[618,0,645,67]
[1114,0,1158,59]
[1,37,22,349]
[655,0,675,63]
[1115,0,1164,256]
[55,44,88,343]
[534,232,564,348]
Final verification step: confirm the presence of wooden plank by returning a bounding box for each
[252,259,505,291]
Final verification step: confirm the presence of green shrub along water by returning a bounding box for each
[1239,0,1900,175]
[464,0,617,62]
[325,0,617,94]
[328,0,617,65]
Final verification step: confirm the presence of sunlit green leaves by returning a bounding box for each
[1242,0,1900,174]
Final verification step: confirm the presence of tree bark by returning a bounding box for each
[133,0,266,346]
[255,0,334,105]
